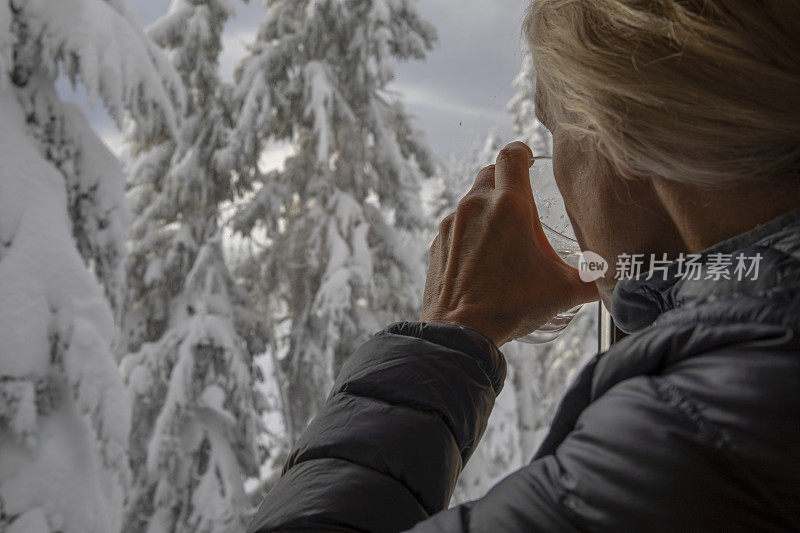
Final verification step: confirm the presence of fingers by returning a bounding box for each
[438,213,454,252]
[468,165,495,193]
[466,141,532,197]
[494,141,534,196]
[424,214,454,319]
[439,213,454,235]
[428,212,455,272]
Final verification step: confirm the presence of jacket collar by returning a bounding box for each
[611,205,800,333]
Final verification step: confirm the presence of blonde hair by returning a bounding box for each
[524,0,800,187]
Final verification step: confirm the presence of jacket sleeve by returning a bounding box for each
[247,321,507,533]
[249,321,784,532]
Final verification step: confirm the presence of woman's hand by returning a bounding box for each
[421,141,599,346]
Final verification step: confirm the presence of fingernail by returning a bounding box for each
[524,142,534,160]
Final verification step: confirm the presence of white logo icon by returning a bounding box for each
[577,251,608,282]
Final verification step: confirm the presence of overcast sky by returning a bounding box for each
[58,0,530,165]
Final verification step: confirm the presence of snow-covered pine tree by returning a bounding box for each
[0,1,180,531]
[119,2,267,532]
[222,0,437,445]
[10,0,182,316]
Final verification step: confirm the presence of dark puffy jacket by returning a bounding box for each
[249,207,800,532]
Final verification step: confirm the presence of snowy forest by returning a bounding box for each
[0,1,597,532]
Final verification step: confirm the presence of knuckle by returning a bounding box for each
[491,192,527,220]
[477,165,495,179]
[439,214,455,232]
[456,193,488,215]
[472,165,495,189]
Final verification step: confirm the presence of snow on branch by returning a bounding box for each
[15,0,184,136]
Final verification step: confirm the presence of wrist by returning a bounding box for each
[420,307,503,346]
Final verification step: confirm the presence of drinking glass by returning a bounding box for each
[515,156,584,344]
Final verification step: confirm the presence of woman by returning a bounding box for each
[250,0,800,531]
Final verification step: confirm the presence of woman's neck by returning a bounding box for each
[654,178,800,254]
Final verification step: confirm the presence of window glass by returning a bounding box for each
[2,0,598,529]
